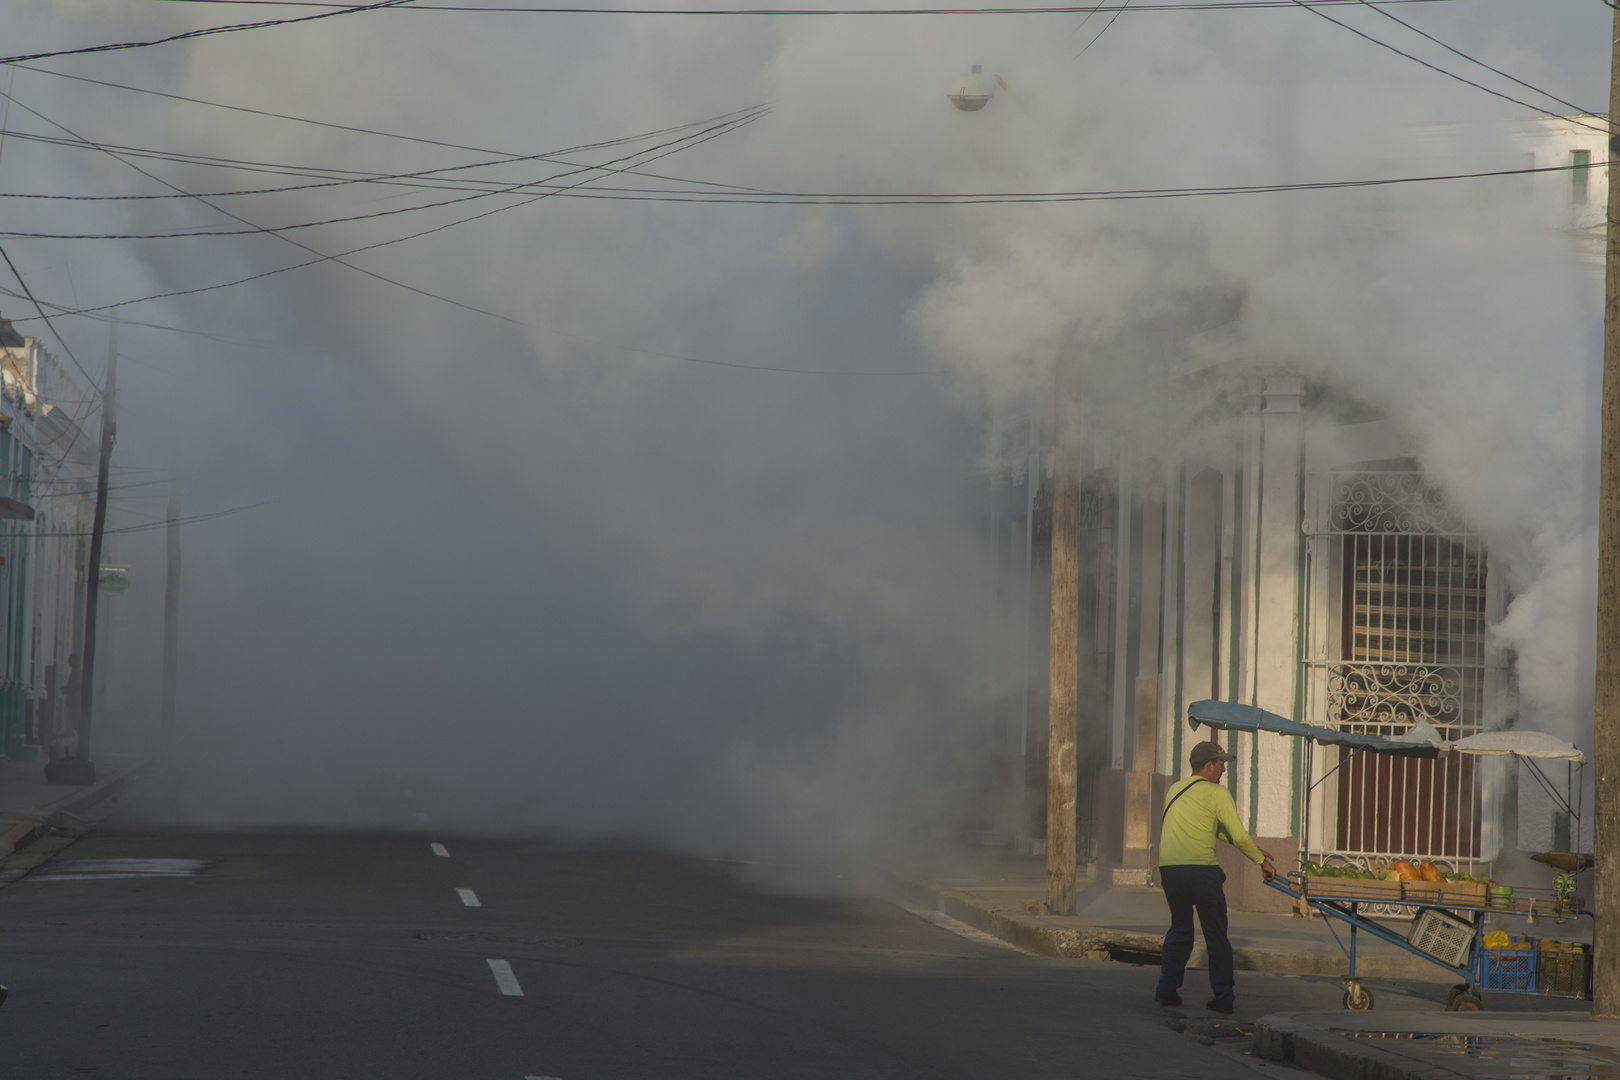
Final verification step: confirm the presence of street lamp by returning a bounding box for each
[947,64,997,112]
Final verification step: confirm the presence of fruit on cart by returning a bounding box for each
[1306,862,1374,879]
[1419,861,1446,882]
[1377,867,1402,881]
[1392,860,1420,880]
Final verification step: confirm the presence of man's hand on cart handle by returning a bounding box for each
[1259,850,1276,880]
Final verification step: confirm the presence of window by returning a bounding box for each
[1573,149,1592,205]
[1305,465,1489,862]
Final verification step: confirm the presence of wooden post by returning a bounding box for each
[74,318,116,774]
[160,483,180,743]
[1046,362,1081,915]
[1593,7,1620,1018]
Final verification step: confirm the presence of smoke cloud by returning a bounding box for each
[3,2,1607,861]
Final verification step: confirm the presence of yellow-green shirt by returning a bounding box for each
[1158,776,1266,867]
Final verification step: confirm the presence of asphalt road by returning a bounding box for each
[0,815,1440,1079]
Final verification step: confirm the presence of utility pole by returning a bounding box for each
[1046,361,1081,916]
[57,319,116,785]
[160,482,180,743]
[1594,4,1620,1018]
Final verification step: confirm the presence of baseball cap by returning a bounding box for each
[1189,740,1236,768]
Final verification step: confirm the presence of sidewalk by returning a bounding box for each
[0,753,155,871]
[877,848,1620,1078]
[873,846,1482,981]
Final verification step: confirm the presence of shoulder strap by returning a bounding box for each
[1161,777,1209,823]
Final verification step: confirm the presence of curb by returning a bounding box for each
[48,755,161,823]
[1252,1012,1611,1080]
[0,755,159,847]
[0,757,161,888]
[872,863,1453,979]
[1253,1015,1469,1080]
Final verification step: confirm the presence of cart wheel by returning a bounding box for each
[1450,994,1483,1012]
[1444,985,1467,1009]
[1342,985,1374,1011]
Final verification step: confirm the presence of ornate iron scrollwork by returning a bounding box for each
[1325,662,1463,734]
[1330,472,1467,535]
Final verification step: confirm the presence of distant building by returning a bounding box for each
[0,316,98,761]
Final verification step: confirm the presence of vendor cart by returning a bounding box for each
[1185,700,1590,1011]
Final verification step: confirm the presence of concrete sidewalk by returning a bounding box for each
[0,753,155,883]
[875,846,1485,982]
[1255,1011,1620,1079]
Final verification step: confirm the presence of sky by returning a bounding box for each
[0,0,1611,861]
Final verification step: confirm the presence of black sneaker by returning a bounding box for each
[1154,992,1182,1007]
[1206,999,1234,1014]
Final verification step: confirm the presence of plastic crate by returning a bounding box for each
[1536,944,1591,997]
[1480,948,1536,991]
[1408,907,1474,967]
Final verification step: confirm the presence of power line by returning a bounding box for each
[6,107,768,318]
[0,0,417,67]
[1073,0,1133,59]
[17,497,290,539]
[14,64,762,196]
[138,0,1487,12]
[0,102,769,233]
[0,153,1603,237]
[0,89,621,324]
[1348,0,1597,118]
[0,243,103,394]
[0,123,759,197]
[0,120,774,240]
[1284,0,1610,137]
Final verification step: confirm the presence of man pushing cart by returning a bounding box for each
[1179,699,1591,1011]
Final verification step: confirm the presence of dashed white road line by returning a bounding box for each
[487,958,524,996]
[456,888,481,907]
[430,842,450,857]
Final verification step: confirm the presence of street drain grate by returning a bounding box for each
[1341,1032,1620,1079]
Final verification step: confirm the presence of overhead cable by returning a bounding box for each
[6,105,767,318]
[15,65,760,195]
[0,243,103,394]
[0,91,760,323]
[0,87,514,323]
[1284,0,1609,137]
[0,0,416,67]
[139,0,1484,13]
[1348,0,1597,118]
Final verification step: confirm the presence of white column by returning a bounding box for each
[1110,448,1134,770]
[1233,378,1264,826]
[1255,373,1305,838]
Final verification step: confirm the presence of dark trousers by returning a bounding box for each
[1156,864,1235,1005]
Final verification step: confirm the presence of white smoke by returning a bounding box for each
[4,2,1607,860]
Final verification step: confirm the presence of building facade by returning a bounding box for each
[0,317,97,762]
[987,117,1606,883]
